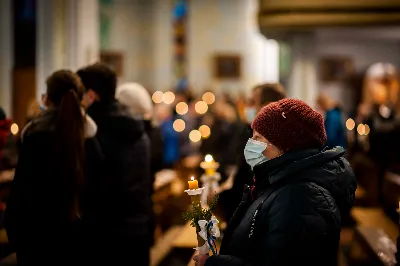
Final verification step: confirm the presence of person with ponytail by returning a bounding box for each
[4,70,104,265]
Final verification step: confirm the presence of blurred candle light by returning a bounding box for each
[364,124,370,135]
[195,101,208,115]
[152,91,164,104]
[379,105,391,118]
[189,130,202,142]
[10,123,19,135]
[163,91,175,104]
[176,102,189,115]
[357,124,366,135]
[346,118,355,131]
[205,154,214,163]
[202,92,216,105]
[199,125,211,139]
[173,119,185,132]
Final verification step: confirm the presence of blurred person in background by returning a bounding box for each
[77,63,152,265]
[200,99,239,174]
[154,103,180,168]
[0,108,17,171]
[218,83,286,223]
[358,63,400,204]
[195,99,356,266]
[25,98,42,125]
[116,82,164,178]
[316,93,346,148]
[5,70,103,265]
[116,82,163,246]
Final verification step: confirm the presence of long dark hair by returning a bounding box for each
[46,70,85,221]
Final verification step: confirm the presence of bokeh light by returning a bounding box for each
[199,125,211,139]
[205,154,213,163]
[176,102,188,115]
[364,124,370,135]
[357,124,366,135]
[10,123,19,135]
[173,119,185,132]
[195,101,208,114]
[346,118,355,130]
[202,92,216,105]
[152,91,164,104]
[163,91,175,104]
[189,130,202,142]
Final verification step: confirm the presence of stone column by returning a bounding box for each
[287,33,318,107]
[36,0,100,99]
[0,0,13,116]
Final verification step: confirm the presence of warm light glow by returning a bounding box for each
[152,91,164,104]
[357,124,366,135]
[202,92,216,105]
[364,124,370,135]
[199,125,211,138]
[173,119,185,132]
[346,118,355,131]
[176,102,188,115]
[10,123,19,135]
[379,105,391,119]
[205,154,213,163]
[163,91,175,104]
[189,130,202,142]
[195,101,208,114]
[190,176,194,181]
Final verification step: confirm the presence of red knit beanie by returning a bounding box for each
[252,98,327,152]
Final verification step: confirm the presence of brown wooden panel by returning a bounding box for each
[259,13,400,29]
[12,68,36,130]
[260,0,400,10]
[259,0,400,31]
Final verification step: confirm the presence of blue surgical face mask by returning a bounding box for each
[244,138,268,169]
[244,107,257,123]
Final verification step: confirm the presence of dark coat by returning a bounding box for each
[86,101,152,240]
[206,147,356,266]
[4,109,104,265]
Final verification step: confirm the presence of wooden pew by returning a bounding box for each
[150,226,183,266]
[0,253,16,266]
[382,170,400,221]
[350,207,398,265]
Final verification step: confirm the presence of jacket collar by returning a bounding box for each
[252,148,325,192]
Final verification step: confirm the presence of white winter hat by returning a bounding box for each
[366,62,397,79]
[116,82,153,119]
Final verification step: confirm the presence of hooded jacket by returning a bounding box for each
[206,147,356,266]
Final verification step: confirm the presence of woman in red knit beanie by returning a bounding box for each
[195,98,357,266]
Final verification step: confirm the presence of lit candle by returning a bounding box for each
[188,176,199,190]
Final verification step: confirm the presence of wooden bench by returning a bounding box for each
[382,171,400,219]
[0,253,16,266]
[350,227,397,266]
[150,226,183,266]
[350,207,398,265]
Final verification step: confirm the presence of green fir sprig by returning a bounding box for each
[183,194,219,232]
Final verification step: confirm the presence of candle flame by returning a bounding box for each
[205,154,213,163]
[190,176,195,181]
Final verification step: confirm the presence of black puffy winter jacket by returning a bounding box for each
[206,147,356,266]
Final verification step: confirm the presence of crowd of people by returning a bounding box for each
[0,62,359,266]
